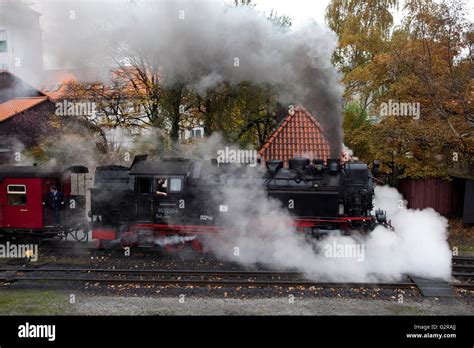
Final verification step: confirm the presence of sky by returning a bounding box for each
[251,0,331,27]
[248,0,473,28]
[28,0,474,28]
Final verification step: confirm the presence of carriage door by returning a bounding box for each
[136,177,153,222]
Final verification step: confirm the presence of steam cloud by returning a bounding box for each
[202,163,452,282]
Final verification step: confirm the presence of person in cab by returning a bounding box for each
[155,178,168,197]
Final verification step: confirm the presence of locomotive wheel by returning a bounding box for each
[120,232,136,250]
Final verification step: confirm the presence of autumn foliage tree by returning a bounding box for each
[328,0,473,180]
[326,0,399,109]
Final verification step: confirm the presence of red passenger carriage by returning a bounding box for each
[0,165,89,241]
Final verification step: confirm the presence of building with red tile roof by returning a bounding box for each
[259,105,331,167]
[0,71,56,157]
[0,96,49,122]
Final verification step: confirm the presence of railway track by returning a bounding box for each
[0,267,413,288]
[452,256,474,278]
[0,256,472,294]
[0,265,472,290]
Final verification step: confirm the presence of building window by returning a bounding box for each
[7,184,27,205]
[192,128,203,138]
[0,30,6,53]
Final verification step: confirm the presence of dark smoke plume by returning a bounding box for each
[22,0,344,155]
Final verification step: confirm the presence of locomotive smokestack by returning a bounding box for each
[266,160,284,176]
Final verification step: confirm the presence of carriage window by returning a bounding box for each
[7,185,27,205]
[169,178,183,192]
[70,173,87,196]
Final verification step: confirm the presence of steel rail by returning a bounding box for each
[0,275,417,288]
[0,268,303,277]
[1,268,471,290]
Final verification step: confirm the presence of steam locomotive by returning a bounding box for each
[90,156,387,251]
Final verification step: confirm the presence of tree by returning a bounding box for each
[343,101,368,133]
[335,0,473,179]
[228,83,280,147]
[159,81,195,143]
[325,0,398,109]
[61,77,149,153]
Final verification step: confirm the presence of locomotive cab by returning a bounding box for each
[133,174,186,222]
[131,159,190,224]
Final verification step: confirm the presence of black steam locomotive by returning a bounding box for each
[90,156,386,251]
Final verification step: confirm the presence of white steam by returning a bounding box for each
[204,169,452,282]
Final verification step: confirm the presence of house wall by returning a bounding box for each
[0,2,43,83]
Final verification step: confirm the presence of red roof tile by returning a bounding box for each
[0,97,49,122]
[259,106,331,166]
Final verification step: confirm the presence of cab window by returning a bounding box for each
[169,178,183,192]
[7,185,27,205]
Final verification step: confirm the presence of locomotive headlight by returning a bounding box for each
[338,204,344,215]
